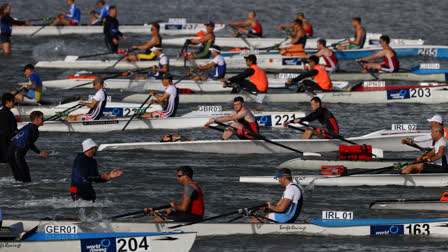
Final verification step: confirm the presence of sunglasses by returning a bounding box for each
[177,174,184,178]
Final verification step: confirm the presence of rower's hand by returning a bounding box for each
[286,78,292,85]
[89,9,94,14]
[144,208,153,215]
[266,201,273,211]
[401,138,413,144]
[277,25,284,30]
[152,65,157,72]
[122,35,128,40]
[109,169,123,179]
[149,91,156,96]
[79,101,86,106]
[346,37,350,42]
[283,120,290,127]
[40,151,48,158]
[170,201,176,208]
[355,58,362,62]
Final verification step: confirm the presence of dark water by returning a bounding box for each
[1,0,448,251]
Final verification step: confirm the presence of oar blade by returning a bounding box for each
[65,56,79,62]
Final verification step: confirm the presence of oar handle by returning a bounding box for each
[122,95,152,131]
[45,104,83,121]
[287,124,305,132]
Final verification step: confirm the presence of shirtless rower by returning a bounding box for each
[278,12,313,37]
[355,35,399,73]
[222,54,268,94]
[401,126,448,174]
[88,0,109,26]
[280,19,307,56]
[11,64,43,103]
[126,23,161,62]
[285,55,332,91]
[249,168,303,223]
[66,77,107,121]
[284,97,339,139]
[204,96,259,140]
[0,4,31,55]
[183,21,215,60]
[140,73,178,118]
[145,166,204,222]
[50,0,81,26]
[190,45,226,80]
[336,17,366,50]
[306,39,339,72]
[228,10,262,38]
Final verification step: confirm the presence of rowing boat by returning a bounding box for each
[122,84,448,104]
[277,157,414,170]
[3,218,448,237]
[17,111,304,133]
[35,54,324,71]
[11,101,159,119]
[98,130,432,153]
[370,200,448,211]
[162,33,424,49]
[240,174,448,187]
[0,223,195,252]
[11,21,225,36]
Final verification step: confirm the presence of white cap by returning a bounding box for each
[427,114,443,124]
[209,47,221,53]
[150,46,163,52]
[82,138,98,152]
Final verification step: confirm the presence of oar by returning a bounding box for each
[168,203,267,229]
[405,142,430,152]
[356,61,378,80]
[30,17,55,37]
[65,52,120,62]
[227,25,254,50]
[344,163,408,176]
[45,104,83,121]
[214,121,303,154]
[108,204,171,220]
[28,17,53,22]
[329,39,347,49]
[121,95,152,131]
[297,121,359,145]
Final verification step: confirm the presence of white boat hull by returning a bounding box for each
[240,174,448,187]
[278,158,403,170]
[98,130,432,153]
[162,34,424,49]
[122,85,448,104]
[3,219,448,237]
[370,200,448,211]
[12,23,225,36]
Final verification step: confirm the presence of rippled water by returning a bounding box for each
[1,0,448,251]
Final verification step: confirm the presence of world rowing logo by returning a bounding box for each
[370,225,404,235]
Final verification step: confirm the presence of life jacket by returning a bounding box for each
[303,23,313,37]
[312,65,332,90]
[183,182,204,216]
[251,21,262,36]
[249,65,268,92]
[11,123,37,151]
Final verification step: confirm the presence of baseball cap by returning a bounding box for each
[82,138,98,152]
[427,114,443,124]
[150,46,163,52]
[274,169,292,180]
[244,54,257,63]
[209,45,221,53]
[205,21,215,27]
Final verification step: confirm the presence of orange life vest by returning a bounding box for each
[249,64,268,92]
[312,65,332,90]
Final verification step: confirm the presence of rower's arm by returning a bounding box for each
[155,63,168,73]
[228,20,251,27]
[429,146,445,162]
[228,68,255,83]
[298,109,320,123]
[154,92,170,105]
[278,22,294,30]
[82,99,99,109]
[191,33,213,44]
[359,50,386,61]
[135,37,159,50]
[270,198,291,213]
[197,61,216,70]
[291,70,317,83]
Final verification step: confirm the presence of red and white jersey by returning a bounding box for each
[381,50,399,72]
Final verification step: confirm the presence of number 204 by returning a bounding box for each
[406,224,430,235]
[117,236,150,252]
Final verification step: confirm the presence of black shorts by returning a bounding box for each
[422,163,448,173]
[1,34,11,43]
[166,212,202,222]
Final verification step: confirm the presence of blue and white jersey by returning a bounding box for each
[92,5,109,25]
[161,84,178,117]
[268,182,303,223]
[207,54,226,79]
[152,53,169,78]
[86,89,107,120]
[64,4,81,24]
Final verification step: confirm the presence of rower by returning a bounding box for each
[0,93,18,163]
[280,19,307,56]
[144,47,169,79]
[306,39,339,73]
[88,0,109,26]
[70,138,123,202]
[183,21,215,60]
[401,126,448,174]
[204,96,259,140]
[355,35,399,73]
[126,23,162,62]
[278,12,313,37]
[402,114,448,145]
[103,5,127,53]
[228,10,263,38]
[285,55,332,91]
[145,166,204,222]
[249,168,302,223]
[7,111,48,183]
[50,0,81,26]
[222,54,268,94]
[336,17,366,50]
[140,73,178,118]
[11,64,43,103]
[66,77,107,121]
[284,97,339,139]
[190,45,226,81]
[0,4,31,55]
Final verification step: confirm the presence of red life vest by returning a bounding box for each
[312,65,332,90]
[382,51,399,71]
[249,64,268,92]
[251,21,262,34]
[182,182,204,216]
[303,24,313,37]
[323,52,338,69]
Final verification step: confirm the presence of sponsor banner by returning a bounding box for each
[282,58,303,66]
[81,238,116,252]
[387,89,410,100]
[370,225,404,235]
[164,24,182,30]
